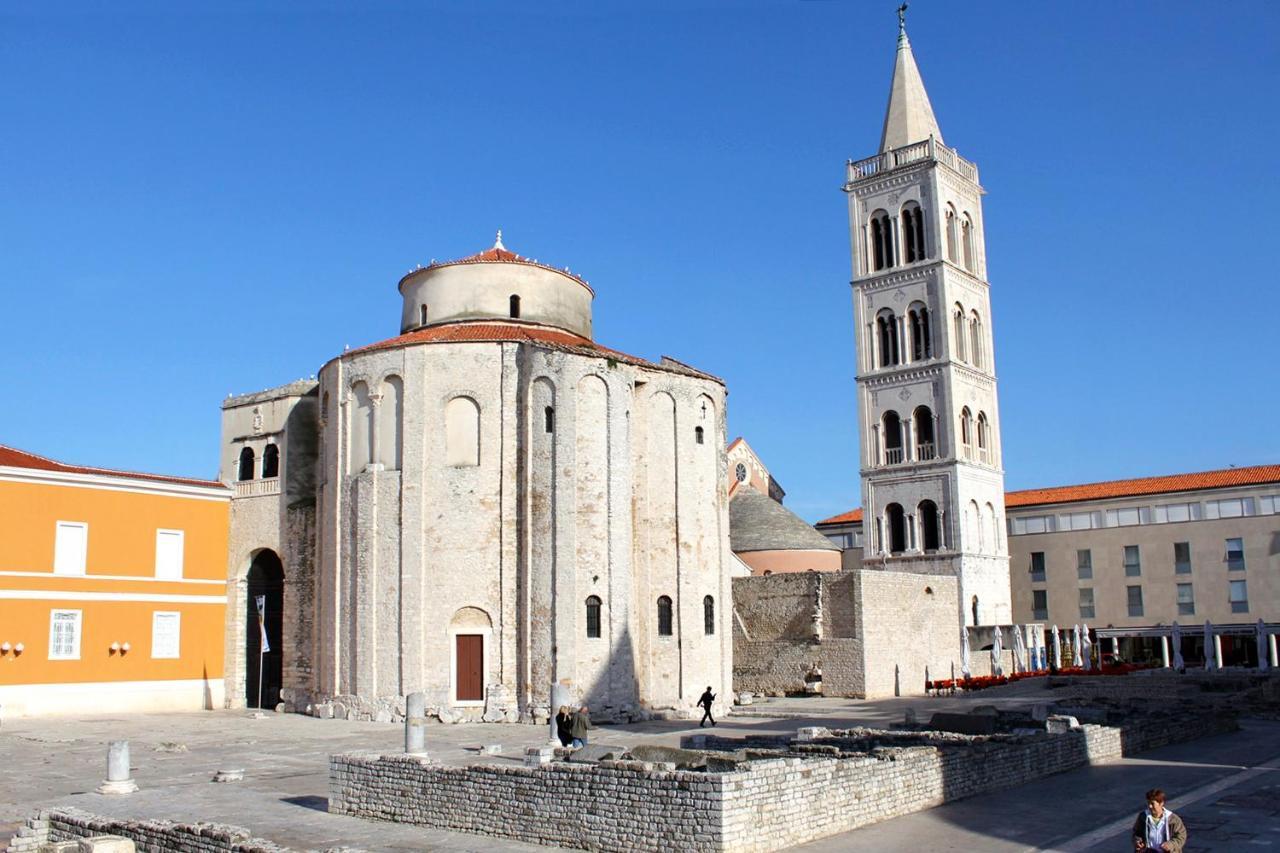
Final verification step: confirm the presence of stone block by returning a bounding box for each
[795,727,831,741]
[736,692,754,706]
[524,746,555,767]
[566,744,626,763]
[1046,715,1080,733]
[38,843,79,853]
[481,744,503,755]
[627,745,707,769]
[77,838,135,853]
[927,713,997,735]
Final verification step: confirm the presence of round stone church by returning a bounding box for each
[220,236,733,723]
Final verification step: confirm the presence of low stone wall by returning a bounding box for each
[329,711,1237,852]
[7,808,290,853]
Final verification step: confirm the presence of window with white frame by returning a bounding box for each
[155,530,185,580]
[1078,587,1095,619]
[1010,515,1054,535]
[1260,496,1280,515]
[1176,583,1195,616]
[49,609,82,659]
[1205,498,1253,519]
[1123,545,1141,576]
[1106,507,1143,527]
[1174,541,1192,574]
[53,521,88,575]
[1225,537,1245,570]
[1229,579,1249,613]
[1076,549,1093,579]
[1059,511,1097,531]
[1153,502,1199,523]
[151,611,181,658]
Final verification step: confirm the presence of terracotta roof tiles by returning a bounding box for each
[0,443,226,490]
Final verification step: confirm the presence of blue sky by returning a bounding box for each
[3,1,1278,522]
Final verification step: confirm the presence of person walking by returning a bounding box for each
[570,705,592,748]
[1132,788,1186,852]
[554,705,573,747]
[697,686,717,727]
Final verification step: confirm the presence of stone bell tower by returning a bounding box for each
[844,8,1011,628]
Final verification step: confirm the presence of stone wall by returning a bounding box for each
[856,569,960,698]
[329,711,1236,852]
[7,808,289,853]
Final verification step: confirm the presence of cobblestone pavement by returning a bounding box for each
[3,687,1274,851]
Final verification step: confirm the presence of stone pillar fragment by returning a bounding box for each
[405,692,427,755]
[95,740,138,794]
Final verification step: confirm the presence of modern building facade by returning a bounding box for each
[221,236,734,722]
[0,444,230,716]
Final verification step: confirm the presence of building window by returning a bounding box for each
[969,312,983,369]
[544,406,555,434]
[657,596,673,637]
[1230,579,1249,613]
[886,503,906,554]
[703,595,715,635]
[869,210,894,271]
[695,426,705,445]
[1153,502,1198,523]
[261,444,280,478]
[49,609,82,660]
[509,294,521,318]
[1078,587,1095,619]
[238,446,255,481]
[1176,583,1195,616]
[883,411,904,465]
[420,304,429,326]
[959,407,973,458]
[1225,537,1245,570]
[735,462,748,483]
[945,205,958,263]
[918,500,940,551]
[1029,552,1046,583]
[1076,549,1093,579]
[1126,585,1144,617]
[151,611,181,659]
[901,202,925,263]
[953,304,967,362]
[53,521,88,576]
[1031,589,1047,621]
[1205,497,1252,519]
[154,529,185,580]
[1174,541,1191,574]
[976,412,990,462]
[585,596,602,639]
[1123,545,1141,576]
[961,214,975,271]
[876,311,901,367]
[913,406,935,460]
[1107,507,1142,527]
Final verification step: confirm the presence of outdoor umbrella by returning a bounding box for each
[1204,620,1217,671]
[1051,625,1062,670]
[1071,624,1083,668]
[1012,624,1027,674]
[1081,623,1093,671]
[1171,622,1185,670]
[1258,619,1269,672]
[961,627,971,678]
[992,626,1004,677]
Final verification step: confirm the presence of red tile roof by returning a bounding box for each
[1003,463,1280,508]
[0,443,226,490]
[815,463,1280,526]
[402,242,593,293]
[345,320,724,384]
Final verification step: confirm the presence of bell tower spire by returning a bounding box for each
[880,3,944,152]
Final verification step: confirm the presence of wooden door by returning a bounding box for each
[455,634,484,701]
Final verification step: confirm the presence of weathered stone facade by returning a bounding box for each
[219,240,734,720]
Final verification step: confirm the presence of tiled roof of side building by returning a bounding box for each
[815,463,1280,526]
[0,444,226,490]
[344,320,724,385]
[1004,463,1280,508]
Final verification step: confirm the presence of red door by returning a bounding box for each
[456,634,484,701]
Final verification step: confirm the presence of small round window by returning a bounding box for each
[735,463,748,482]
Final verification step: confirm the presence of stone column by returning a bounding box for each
[405,692,427,755]
[1160,636,1170,668]
[96,741,138,794]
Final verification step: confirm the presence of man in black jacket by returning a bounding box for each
[697,686,717,727]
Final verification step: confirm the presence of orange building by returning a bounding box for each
[0,444,230,716]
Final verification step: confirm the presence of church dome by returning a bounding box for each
[398,233,594,339]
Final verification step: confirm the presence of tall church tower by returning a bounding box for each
[844,12,1011,627]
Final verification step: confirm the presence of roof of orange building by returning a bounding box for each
[0,443,226,490]
[399,235,593,293]
[344,320,723,384]
[815,463,1280,526]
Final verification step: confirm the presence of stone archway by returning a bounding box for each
[245,549,284,709]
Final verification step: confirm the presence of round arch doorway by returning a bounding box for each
[245,549,284,709]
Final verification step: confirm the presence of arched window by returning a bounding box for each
[886,503,906,554]
[379,375,404,469]
[695,426,704,445]
[509,294,521,319]
[657,596,673,636]
[869,209,894,271]
[908,303,931,361]
[986,502,999,552]
[349,380,374,474]
[961,214,975,271]
[918,499,940,551]
[238,446,255,481]
[969,311,984,369]
[945,205,958,263]
[585,595,602,639]
[953,303,967,362]
[901,202,925,263]
[544,406,555,434]
[960,407,973,458]
[977,412,990,462]
[420,304,429,326]
[261,444,279,479]
[876,310,900,367]
[913,406,935,460]
[882,410,903,464]
[703,595,715,635]
[445,396,481,467]
[969,499,984,550]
